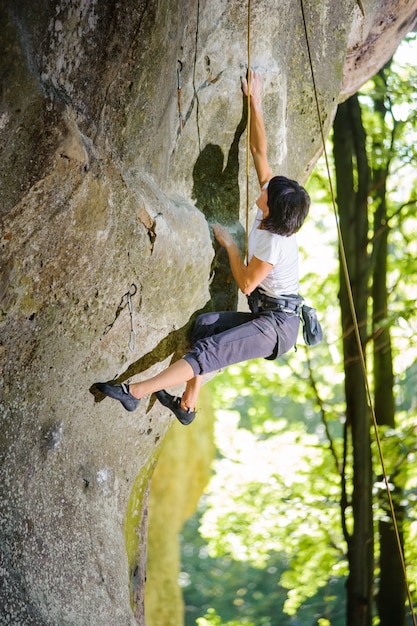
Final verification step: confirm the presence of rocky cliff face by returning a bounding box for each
[1,1,416,624]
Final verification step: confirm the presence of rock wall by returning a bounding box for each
[1,0,416,624]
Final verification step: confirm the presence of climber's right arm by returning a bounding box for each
[241,71,273,188]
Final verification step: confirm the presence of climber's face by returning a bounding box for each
[256,185,269,218]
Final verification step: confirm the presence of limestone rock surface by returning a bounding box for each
[0,1,416,624]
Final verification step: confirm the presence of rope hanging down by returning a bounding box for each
[299,1,416,623]
[245,0,251,264]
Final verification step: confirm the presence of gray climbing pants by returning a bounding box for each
[183,309,300,376]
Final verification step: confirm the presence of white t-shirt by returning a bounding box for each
[247,206,299,298]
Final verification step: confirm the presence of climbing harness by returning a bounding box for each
[248,288,303,315]
[104,283,137,353]
[299,0,416,621]
[247,288,322,346]
[177,60,185,135]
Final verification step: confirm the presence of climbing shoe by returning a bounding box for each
[155,390,196,426]
[95,382,140,412]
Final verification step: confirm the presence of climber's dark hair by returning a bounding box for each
[262,175,310,236]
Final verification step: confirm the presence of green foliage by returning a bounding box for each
[181,501,291,626]
[196,607,254,626]
[181,497,347,626]
[199,371,348,616]
[371,410,417,596]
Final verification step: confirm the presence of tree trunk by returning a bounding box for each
[372,70,406,626]
[333,95,374,626]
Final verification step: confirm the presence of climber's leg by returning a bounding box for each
[128,358,195,399]
[181,374,203,410]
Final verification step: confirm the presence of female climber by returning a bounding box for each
[95,71,310,425]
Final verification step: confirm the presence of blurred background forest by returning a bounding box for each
[178,34,417,626]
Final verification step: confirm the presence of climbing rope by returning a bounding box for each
[245,0,251,264]
[299,0,417,622]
